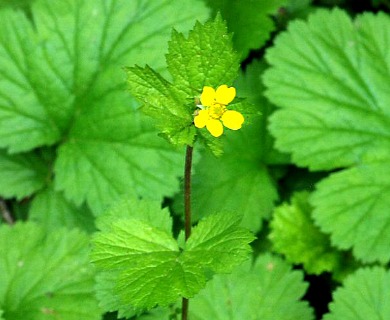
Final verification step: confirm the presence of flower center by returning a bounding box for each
[208,103,226,119]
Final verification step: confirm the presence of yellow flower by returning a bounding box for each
[194,85,244,137]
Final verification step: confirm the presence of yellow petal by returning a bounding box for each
[200,86,216,107]
[206,119,223,137]
[221,110,244,130]
[215,85,236,105]
[194,109,209,128]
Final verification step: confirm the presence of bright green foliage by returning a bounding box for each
[166,15,240,95]
[126,16,240,149]
[96,198,173,235]
[311,154,390,263]
[29,186,95,232]
[264,9,390,170]
[0,222,101,320]
[204,0,288,58]
[126,66,194,146]
[91,199,254,313]
[54,108,184,215]
[270,192,343,274]
[0,0,208,214]
[263,9,390,263]
[190,253,314,320]
[323,267,390,320]
[0,150,47,200]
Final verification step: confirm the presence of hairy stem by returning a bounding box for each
[182,145,193,320]
[0,198,14,225]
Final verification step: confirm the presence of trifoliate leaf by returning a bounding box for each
[0,0,208,214]
[0,222,101,320]
[311,154,390,263]
[0,149,47,199]
[29,186,95,233]
[323,267,390,320]
[91,204,253,313]
[270,192,344,274]
[190,253,314,320]
[264,9,390,170]
[127,15,240,148]
[166,14,240,95]
[204,0,287,58]
[263,9,390,264]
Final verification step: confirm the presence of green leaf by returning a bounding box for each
[54,106,185,215]
[270,192,344,274]
[166,14,240,95]
[311,154,390,263]
[0,0,208,213]
[29,186,95,233]
[96,198,173,235]
[0,149,47,199]
[186,212,255,273]
[91,202,253,313]
[204,0,287,58]
[264,9,390,171]
[0,7,68,152]
[126,65,195,146]
[263,9,390,263]
[189,126,278,233]
[0,222,101,320]
[127,15,240,148]
[324,267,390,320]
[190,253,314,320]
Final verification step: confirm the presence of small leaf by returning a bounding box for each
[126,65,195,146]
[190,254,314,320]
[270,192,344,274]
[0,222,101,320]
[324,267,390,320]
[166,14,240,95]
[0,149,47,199]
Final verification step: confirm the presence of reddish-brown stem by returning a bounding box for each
[182,145,193,320]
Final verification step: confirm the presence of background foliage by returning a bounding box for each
[0,0,389,319]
